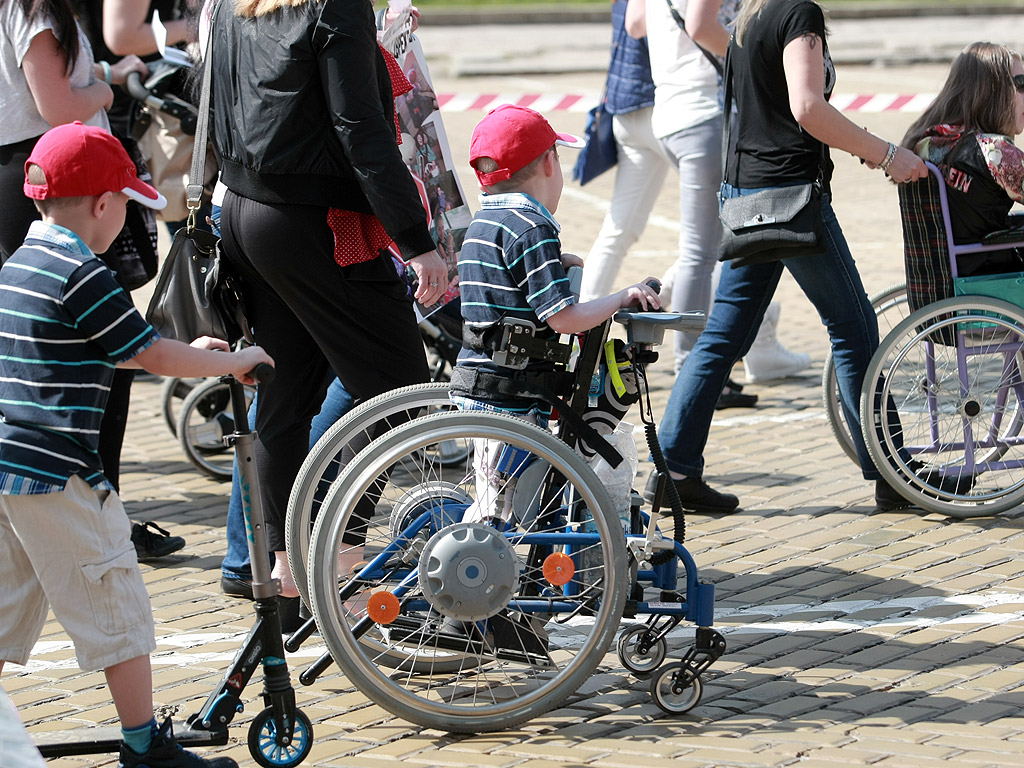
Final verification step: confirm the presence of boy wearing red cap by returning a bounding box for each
[451,105,661,524]
[0,122,272,768]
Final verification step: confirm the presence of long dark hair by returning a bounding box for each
[10,0,81,74]
[902,42,1022,149]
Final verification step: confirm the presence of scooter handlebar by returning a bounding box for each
[248,363,275,385]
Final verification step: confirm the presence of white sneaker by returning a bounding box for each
[743,303,812,384]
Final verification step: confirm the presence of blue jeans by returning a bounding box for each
[657,185,881,481]
[221,376,354,581]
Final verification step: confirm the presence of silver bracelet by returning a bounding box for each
[878,142,897,172]
[100,60,112,85]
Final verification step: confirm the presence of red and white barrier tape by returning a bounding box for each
[435,93,937,113]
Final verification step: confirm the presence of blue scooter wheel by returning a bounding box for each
[247,706,313,768]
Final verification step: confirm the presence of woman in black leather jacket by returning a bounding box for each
[210,0,448,600]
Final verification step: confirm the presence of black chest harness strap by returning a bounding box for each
[449,366,623,469]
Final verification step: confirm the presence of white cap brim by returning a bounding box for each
[123,184,168,211]
[555,132,586,149]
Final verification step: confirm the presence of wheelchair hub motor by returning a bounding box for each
[418,522,520,621]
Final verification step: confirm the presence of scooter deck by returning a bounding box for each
[33,721,227,758]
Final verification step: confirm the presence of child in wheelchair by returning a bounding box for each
[449,105,661,526]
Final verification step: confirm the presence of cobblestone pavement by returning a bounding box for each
[9,34,1024,768]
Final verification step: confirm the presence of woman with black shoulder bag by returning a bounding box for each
[656,0,928,516]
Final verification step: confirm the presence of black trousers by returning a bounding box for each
[0,136,42,262]
[220,190,430,550]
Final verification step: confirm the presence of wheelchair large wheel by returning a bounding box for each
[160,376,202,437]
[307,410,628,733]
[285,382,460,608]
[823,283,909,464]
[861,296,1024,517]
[176,377,254,480]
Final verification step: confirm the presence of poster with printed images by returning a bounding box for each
[381,1,470,321]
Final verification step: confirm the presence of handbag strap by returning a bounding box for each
[721,40,826,189]
[185,0,220,232]
[664,0,724,77]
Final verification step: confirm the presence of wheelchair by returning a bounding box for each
[159,303,463,480]
[282,286,726,732]
[856,160,1024,517]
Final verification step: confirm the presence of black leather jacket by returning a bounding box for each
[210,0,434,259]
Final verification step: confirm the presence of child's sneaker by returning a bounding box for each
[131,521,186,562]
[118,719,238,768]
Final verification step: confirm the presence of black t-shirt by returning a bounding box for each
[725,0,834,190]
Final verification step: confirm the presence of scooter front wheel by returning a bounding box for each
[247,706,313,768]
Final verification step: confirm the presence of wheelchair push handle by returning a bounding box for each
[124,72,199,136]
[124,71,151,103]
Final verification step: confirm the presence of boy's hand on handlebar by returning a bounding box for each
[560,253,584,270]
[621,279,662,311]
[232,346,275,386]
[409,249,448,305]
[109,56,148,86]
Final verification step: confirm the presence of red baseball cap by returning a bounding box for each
[24,122,167,210]
[469,104,585,187]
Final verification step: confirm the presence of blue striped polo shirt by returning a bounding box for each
[0,221,158,493]
[456,192,575,375]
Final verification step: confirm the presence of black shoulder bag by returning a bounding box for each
[145,2,247,344]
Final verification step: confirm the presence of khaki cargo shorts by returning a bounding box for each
[0,475,156,671]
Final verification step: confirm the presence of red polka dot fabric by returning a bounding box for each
[328,45,415,268]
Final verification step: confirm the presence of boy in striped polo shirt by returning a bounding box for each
[452,105,662,523]
[0,123,272,768]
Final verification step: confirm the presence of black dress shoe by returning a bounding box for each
[220,576,254,601]
[673,476,740,513]
[278,596,304,634]
[715,378,758,410]
[875,478,914,511]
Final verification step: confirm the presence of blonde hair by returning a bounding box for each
[902,42,1022,149]
[472,148,551,194]
[733,0,828,47]
[25,164,89,215]
[234,0,309,18]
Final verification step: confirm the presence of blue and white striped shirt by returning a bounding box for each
[457,192,575,372]
[0,221,158,493]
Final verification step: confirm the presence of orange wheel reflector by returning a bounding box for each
[543,552,575,586]
[366,591,400,625]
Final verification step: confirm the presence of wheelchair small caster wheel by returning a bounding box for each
[247,706,313,768]
[617,624,666,677]
[650,663,704,714]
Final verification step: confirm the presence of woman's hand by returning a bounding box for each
[108,55,149,86]
[408,249,448,305]
[189,336,231,352]
[884,145,929,184]
[385,4,420,31]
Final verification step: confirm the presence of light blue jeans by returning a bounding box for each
[657,184,882,481]
[660,115,724,365]
[221,377,354,581]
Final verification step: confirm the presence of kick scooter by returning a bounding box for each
[35,366,314,768]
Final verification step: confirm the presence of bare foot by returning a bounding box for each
[337,546,369,616]
[272,551,300,598]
